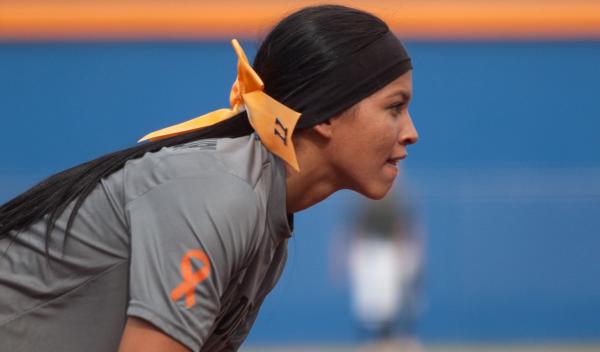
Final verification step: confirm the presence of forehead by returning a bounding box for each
[372,70,413,99]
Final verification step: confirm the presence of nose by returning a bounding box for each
[398,112,419,146]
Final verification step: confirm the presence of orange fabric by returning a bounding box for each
[1,1,600,40]
[139,39,301,171]
[170,249,211,309]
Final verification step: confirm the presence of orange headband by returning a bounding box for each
[139,39,301,171]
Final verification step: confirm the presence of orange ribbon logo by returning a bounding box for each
[170,249,211,308]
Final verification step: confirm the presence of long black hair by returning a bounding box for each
[0,5,390,246]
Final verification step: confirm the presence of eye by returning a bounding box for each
[388,101,405,116]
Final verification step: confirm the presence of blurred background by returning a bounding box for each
[1,0,599,351]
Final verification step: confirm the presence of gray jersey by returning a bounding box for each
[0,135,292,352]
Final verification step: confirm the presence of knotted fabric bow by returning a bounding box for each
[139,39,302,171]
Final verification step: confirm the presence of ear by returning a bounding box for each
[311,119,334,139]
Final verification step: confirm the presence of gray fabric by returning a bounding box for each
[0,135,292,352]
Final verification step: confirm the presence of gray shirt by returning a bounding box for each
[0,135,292,351]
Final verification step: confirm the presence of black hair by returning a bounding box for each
[0,4,390,248]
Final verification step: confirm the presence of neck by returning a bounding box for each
[284,134,341,213]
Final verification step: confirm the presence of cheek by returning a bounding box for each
[369,119,399,156]
[345,126,396,176]
[334,110,398,169]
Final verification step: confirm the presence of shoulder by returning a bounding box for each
[125,172,260,220]
[124,168,263,285]
[122,135,273,204]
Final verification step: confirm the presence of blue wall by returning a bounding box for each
[1,41,599,343]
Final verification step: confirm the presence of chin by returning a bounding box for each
[356,181,394,200]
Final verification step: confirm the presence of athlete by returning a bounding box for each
[0,5,418,352]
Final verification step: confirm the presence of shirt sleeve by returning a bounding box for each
[124,174,259,351]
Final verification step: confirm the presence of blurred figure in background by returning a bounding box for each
[332,185,424,352]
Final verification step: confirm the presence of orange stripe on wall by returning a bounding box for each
[1,1,600,40]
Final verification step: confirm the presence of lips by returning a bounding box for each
[386,154,406,165]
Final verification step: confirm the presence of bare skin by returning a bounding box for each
[286,71,418,212]
[119,318,190,352]
[118,71,418,352]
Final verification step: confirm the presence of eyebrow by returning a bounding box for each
[385,90,412,101]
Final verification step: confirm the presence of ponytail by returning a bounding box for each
[0,113,252,248]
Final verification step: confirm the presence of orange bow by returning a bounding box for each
[139,39,301,171]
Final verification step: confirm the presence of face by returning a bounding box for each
[326,70,418,199]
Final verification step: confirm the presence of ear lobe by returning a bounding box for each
[311,119,333,139]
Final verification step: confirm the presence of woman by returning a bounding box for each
[0,4,418,352]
